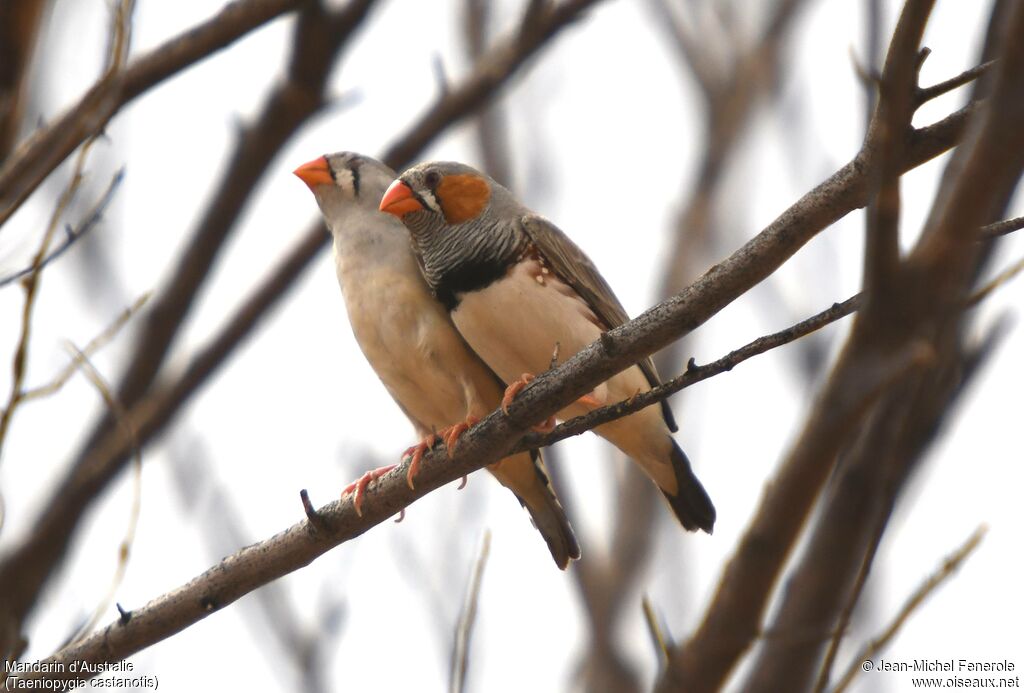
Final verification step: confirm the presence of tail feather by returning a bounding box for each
[663,441,716,534]
[488,450,580,569]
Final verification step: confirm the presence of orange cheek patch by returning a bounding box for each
[437,174,491,224]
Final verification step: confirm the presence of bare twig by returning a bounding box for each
[978,214,1024,239]
[916,59,995,105]
[0,80,979,659]
[0,0,615,656]
[708,3,1024,689]
[4,86,985,682]
[0,124,99,461]
[0,0,134,461]
[0,0,307,229]
[525,295,861,452]
[830,527,986,693]
[168,442,339,693]
[20,294,150,403]
[568,451,648,693]
[863,0,883,126]
[642,595,672,665]
[862,0,934,310]
[62,346,142,646]
[461,0,513,187]
[449,531,492,693]
[382,0,603,167]
[81,0,377,445]
[967,255,1024,306]
[0,169,125,289]
[9,328,927,689]
[657,4,999,687]
[650,0,812,371]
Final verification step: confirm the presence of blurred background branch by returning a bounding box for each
[0,1,1019,690]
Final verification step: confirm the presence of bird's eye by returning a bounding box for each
[424,170,441,188]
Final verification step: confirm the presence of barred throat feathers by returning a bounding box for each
[414,213,527,311]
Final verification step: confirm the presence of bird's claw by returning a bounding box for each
[501,373,535,414]
[441,415,479,457]
[342,464,397,517]
[402,433,438,490]
[501,373,556,432]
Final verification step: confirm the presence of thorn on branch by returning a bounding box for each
[300,489,326,532]
[549,341,561,370]
[115,603,132,625]
[685,357,697,373]
[914,46,931,74]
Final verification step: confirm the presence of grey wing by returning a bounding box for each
[518,214,678,432]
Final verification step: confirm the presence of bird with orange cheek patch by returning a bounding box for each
[293,152,579,569]
[380,161,715,534]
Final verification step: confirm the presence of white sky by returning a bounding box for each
[0,1,1021,691]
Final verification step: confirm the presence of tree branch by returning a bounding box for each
[862,0,934,310]
[382,0,603,167]
[978,214,1024,239]
[0,168,124,289]
[0,0,615,658]
[0,0,308,229]
[694,2,1024,689]
[5,62,981,684]
[830,526,986,693]
[523,294,861,452]
[656,1,1003,687]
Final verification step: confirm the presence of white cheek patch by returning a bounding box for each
[420,189,442,214]
[333,167,356,196]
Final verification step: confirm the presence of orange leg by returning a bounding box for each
[442,415,480,457]
[501,373,604,432]
[441,415,479,490]
[402,433,438,490]
[341,464,397,517]
[501,373,556,433]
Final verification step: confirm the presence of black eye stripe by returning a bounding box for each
[351,164,360,196]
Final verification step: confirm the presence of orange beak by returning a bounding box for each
[379,179,424,218]
[293,156,333,190]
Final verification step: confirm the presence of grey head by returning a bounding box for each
[295,151,397,226]
[380,161,527,304]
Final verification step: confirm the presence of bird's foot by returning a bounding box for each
[401,433,438,490]
[342,464,397,517]
[502,373,556,433]
[438,415,479,490]
[440,415,480,457]
[501,373,603,431]
[576,392,604,409]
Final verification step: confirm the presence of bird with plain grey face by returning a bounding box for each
[293,152,580,569]
[379,161,715,534]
